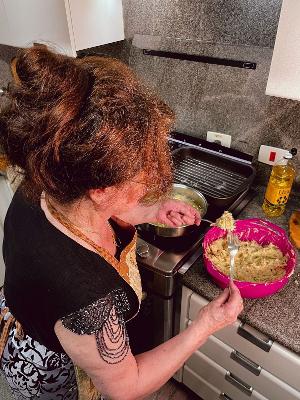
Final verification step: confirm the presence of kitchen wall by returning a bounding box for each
[120,0,300,185]
[1,0,300,186]
[0,44,16,111]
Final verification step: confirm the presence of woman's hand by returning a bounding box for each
[155,199,201,227]
[116,199,201,227]
[193,281,243,340]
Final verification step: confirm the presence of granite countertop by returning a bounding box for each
[182,186,300,354]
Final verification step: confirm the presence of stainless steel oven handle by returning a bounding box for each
[177,247,203,275]
[219,394,233,400]
[237,322,273,352]
[225,372,253,396]
[230,350,262,376]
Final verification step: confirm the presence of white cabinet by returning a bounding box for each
[0,0,124,56]
[266,0,300,101]
[176,286,300,400]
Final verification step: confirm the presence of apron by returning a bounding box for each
[0,209,142,400]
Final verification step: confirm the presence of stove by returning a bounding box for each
[127,132,257,355]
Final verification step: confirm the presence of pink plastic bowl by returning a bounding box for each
[203,218,297,298]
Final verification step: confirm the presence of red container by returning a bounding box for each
[203,218,297,298]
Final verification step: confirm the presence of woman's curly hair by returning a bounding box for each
[0,46,174,203]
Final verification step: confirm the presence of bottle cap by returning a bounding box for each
[291,148,297,156]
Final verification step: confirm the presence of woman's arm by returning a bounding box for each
[116,199,201,227]
[115,203,158,226]
[55,282,242,400]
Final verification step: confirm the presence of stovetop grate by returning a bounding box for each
[174,156,248,198]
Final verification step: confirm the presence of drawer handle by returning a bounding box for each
[219,394,233,400]
[238,322,273,352]
[230,350,262,376]
[225,371,253,396]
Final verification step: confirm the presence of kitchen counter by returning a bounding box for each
[182,186,300,354]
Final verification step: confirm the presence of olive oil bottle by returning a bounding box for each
[262,148,297,217]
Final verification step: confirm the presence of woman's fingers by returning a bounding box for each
[195,282,243,337]
[213,287,230,306]
[170,201,194,217]
[227,281,242,306]
[224,282,243,317]
[156,199,202,227]
[180,214,195,225]
[168,211,186,225]
[166,200,201,225]
[194,212,201,226]
[166,213,184,226]
[169,211,199,226]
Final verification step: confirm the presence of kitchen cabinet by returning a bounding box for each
[266,0,300,101]
[0,0,124,56]
[175,286,300,400]
[0,176,13,286]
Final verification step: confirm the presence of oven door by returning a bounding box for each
[126,265,177,355]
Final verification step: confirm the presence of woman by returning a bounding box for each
[0,46,243,400]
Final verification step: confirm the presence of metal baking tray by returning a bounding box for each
[172,147,256,208]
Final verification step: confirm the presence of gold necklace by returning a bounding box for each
[45,197,117,247]
[44,196,130,284]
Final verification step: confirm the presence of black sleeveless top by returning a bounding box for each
[3,189,140,354]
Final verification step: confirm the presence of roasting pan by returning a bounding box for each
[172,146,256,208]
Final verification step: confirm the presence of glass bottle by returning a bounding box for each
[262,148,297,217]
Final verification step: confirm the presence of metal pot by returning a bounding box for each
[140,183,208,237]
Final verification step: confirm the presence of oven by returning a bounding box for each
[128,132,257,355]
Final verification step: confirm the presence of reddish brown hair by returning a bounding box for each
[0,46,174,203]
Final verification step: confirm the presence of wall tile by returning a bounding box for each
[0,45,16,84]
[123,0,158,38]
[201,0,282,47]
[123,0,283,47]
[0,45,17,112]
[129,38,300,182]
[151,0,204,39]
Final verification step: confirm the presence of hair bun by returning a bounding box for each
[13,46,91,105]
[0,47,173,204]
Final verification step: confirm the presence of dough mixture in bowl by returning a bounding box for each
[206,237,287,283]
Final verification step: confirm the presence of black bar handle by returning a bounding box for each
[238,322,273,352]
[219,394,233,400]
[225,372,253,396]
[143,49,256,70]
[230,350,262,376]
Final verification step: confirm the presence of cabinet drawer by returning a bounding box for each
[195,332,300,400]
[183,366,220,400]
[188,291,300,391]
[185,351,268,400]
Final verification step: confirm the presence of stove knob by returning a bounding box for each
[136,243,150,258]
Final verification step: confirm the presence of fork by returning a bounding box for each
[227,231,240,282]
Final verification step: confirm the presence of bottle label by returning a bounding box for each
[265,183,292,205]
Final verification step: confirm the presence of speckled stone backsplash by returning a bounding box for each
[1,0,300,188]
[121,0,300,187]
